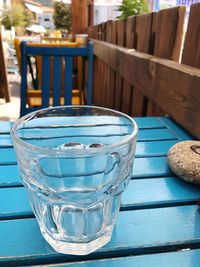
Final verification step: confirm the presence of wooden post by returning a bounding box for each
[0,34,10,102]
[181,3,200,67]
[71,0,88,38]
[88,0,94,27]
[93,40,200,139]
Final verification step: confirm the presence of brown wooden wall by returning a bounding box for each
[0,34,10,103]
[88,4,200,139]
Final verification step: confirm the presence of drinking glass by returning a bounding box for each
[11,106,138,255]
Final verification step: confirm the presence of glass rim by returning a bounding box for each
[11,105,138,156]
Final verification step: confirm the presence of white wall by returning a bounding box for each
[0,0,11,9]
[38,13,55,29]
[0,0,12,15]
[94,5,121,25]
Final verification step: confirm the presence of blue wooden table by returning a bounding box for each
[1,117,200,267]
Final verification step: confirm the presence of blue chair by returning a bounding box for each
[20,41,93,117]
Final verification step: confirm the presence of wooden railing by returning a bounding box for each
[0,34,10,103]
[88,3,200,139]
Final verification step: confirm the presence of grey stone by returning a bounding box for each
[168,141,200,185]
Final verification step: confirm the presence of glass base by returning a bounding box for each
[41,227,113,255]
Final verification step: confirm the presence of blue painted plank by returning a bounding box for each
[14,128,177,141]
[0,121,13,134]
[20,42,28,117]
[0,165,20,187]
[0,129,178,149]
[1,177,200,219]
[86,41,93,105]
[135,140,178,157]
[12,116,161,130]
[0,156,172,187]
[0,187,31,218]
[1,205,200,265]
[15,134,177,149]
[41,56,51,108]
[30,249,200,267]
[0,118,164,134]
[0,134,12,147]
[14,125,132,139]
[134,117,166,129]
[138,129,176,141]
[0,126,176,149]
[0,148,16,165]
[26,46,88,57]
[12,116,192,143]
[132,157,172,178]
[159,117,194,140]
[121,176,200,209]
[64,56,73,105]
[53,56,62,106]
[0,140,177,166]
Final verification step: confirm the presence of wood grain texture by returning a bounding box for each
[147,100,164,117]
[71,0,88,36]
[108,21,118,108]
[114,19,126,110]
[96,23,104,105]
[0,34,10,102]
[92,21,117,108]
[105,21,114,108]
[92,55,99,104]
[90,6,186,117]
[172,6,186,62]
[92,58,106,106]
[154,7,184,59]
[121,16,136,114]
[93,40,200,139]
[126,16,136,49]
[111,20,117,45]
[131,13,154,117]
[182,3,200,67]
[117,19,126,47]
[121,80,132,115]
[94,23,107,106]
[148,7,185,116]
[136,13,154,53]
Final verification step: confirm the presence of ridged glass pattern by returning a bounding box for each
[11,106,137,255]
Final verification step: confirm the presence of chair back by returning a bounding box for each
[20,41,93,116]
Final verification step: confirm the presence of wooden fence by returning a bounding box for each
[88,3,200,139]
[0,34,10,103]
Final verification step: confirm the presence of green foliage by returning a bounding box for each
[1,5,34,29]
[24,8,35,27]
[53,2,71,31]
[118,0,148,19]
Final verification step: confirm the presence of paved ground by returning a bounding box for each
[0,73,20,121]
